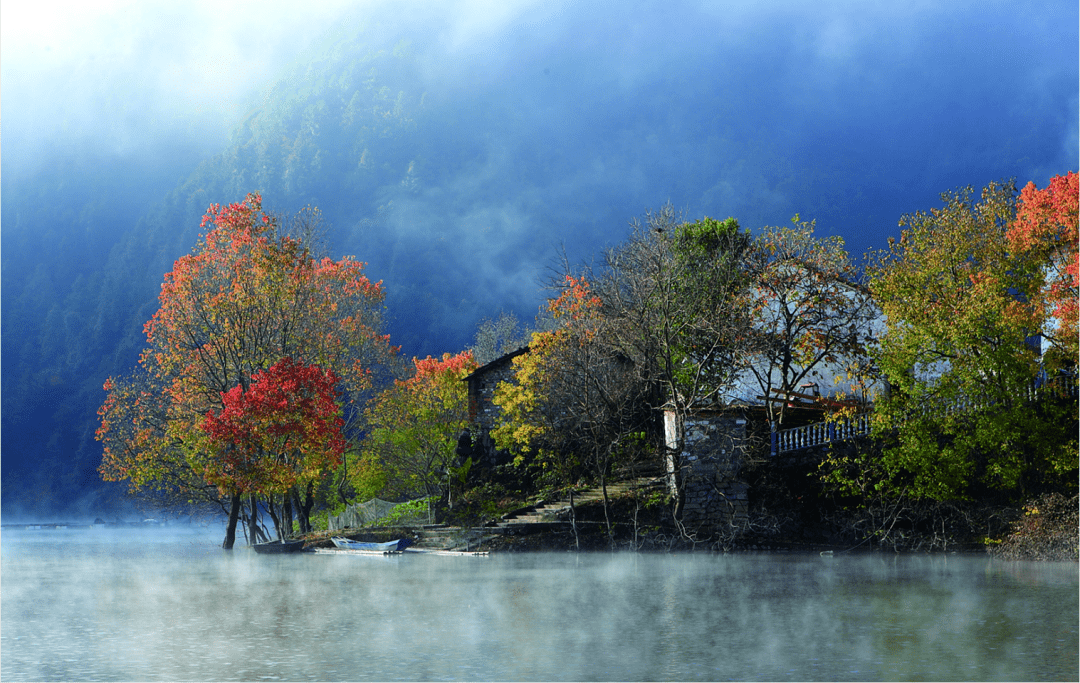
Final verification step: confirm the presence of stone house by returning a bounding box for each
[461,345,852,534]
[460,345,530,468]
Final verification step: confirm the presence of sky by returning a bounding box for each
[2,0,1076,355]
[4,0,1075,245]
[1,0,356,172]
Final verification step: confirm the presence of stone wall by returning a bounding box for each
[464,347,529,467]
[466,348,527,430]
[667,410,750,535]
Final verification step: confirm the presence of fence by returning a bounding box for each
[770,413,871,456]
[770,373,1076,456]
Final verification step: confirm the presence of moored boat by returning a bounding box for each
[330,537,411,552]
[252,539,306,554]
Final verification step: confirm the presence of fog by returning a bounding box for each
[1,1,354,172]
[6,1,1076,247]
[1,0,1076,516]
[2,529,1077,680]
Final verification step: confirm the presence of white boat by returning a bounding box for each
[330,537,410,552]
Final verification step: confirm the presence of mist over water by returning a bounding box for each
[2,530,1076,681]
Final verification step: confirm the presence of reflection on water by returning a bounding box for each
[2,527,1077,681]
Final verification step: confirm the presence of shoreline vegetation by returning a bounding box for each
[987,493,1079,562]
[293,489,1079,562]
[95,177,1079,561]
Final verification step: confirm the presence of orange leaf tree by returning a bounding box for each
[1007,171,1078,370]
[493,274,653,541]
[356,351,477,511]
[97,193,395,547]
[492,276,606,475]
[748,217,879,425]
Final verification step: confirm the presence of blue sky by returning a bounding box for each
[5,0,1075,224]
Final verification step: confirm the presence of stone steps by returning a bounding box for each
[407,476,666,549]
[497,476,665,527]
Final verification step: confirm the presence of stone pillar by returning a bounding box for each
[673,412,749,535]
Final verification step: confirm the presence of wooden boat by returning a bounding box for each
[252,539,306,554]
[330,537,410,552]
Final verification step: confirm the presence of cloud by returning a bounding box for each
[1,0,354,171]
[4,0,1076,316]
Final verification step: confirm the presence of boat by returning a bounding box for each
[252,539,306,554]
[330,537,411,552]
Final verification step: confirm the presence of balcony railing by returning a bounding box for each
[771,413,871,456]
[770,373,1076,456]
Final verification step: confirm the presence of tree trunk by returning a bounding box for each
[249,495,268,544]
[569,488,579,551]
[303,481,316,532]
[222,493,243,549]
[291,484,314,535]
[283,493,294,538]
[266,494,283,540]
[600,470,613,547]
[337,453,350,505]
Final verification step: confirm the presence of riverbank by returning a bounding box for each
[989,492,1079,561]
[300,491,1078,559]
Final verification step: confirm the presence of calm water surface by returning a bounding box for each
[2,526,1077,681]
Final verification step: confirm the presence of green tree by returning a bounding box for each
[357,351,477,510]
[594,207,755,491]
[860,180,1076,501]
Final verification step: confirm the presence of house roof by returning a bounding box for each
[461,345,530,383]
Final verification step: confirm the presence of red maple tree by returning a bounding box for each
[201,357,346,498]
[99,193,396,547]
[1007,171,1078,368]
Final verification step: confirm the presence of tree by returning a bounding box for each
[470,311,532,366]
[97,360,227,515]
[1006,171,1078,370]
[199,357,346,538]
[592,207,756,491]
[98,193,395,547]
[492,275,651,543]
[747,217,879,424]
[862,180,1076,501]
[357,351,477,511]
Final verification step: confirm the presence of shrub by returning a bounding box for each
[990,493,1078,561]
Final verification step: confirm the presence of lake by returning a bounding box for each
[2,526,1077,681]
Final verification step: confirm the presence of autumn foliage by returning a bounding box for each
[98,193,395,544]
[1007,171,1078,368]
[748,218,877,424]
[855,180,1077,501]
[200,357,346,495]
[492,275,602,463]
[493,273,652,514]
[96,177,1077,544]
[356,351,477,502]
